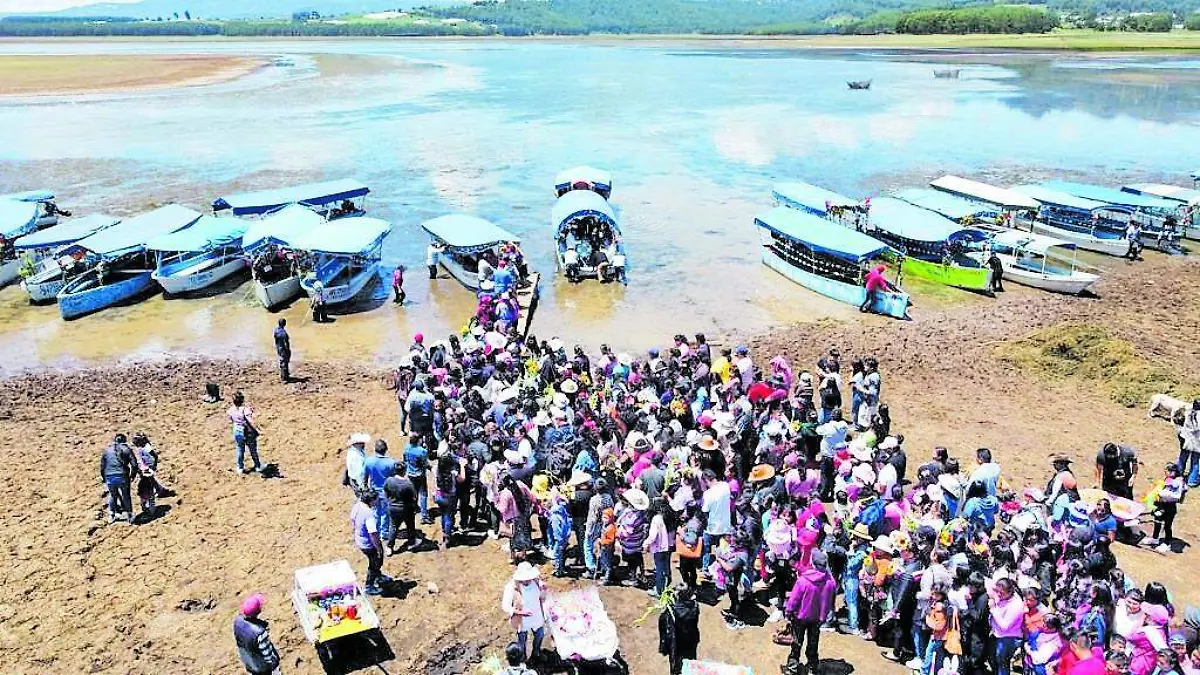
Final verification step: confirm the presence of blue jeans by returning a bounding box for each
[912,616,928,663]
[1179,449,1200,486]
[553,535,569,572]
[584,531,599,572]
[410,474,429,520]
[599,547,613,578]
[375,490,391,541]
[516,626,544,660]
[994,636,1022,675]
[653,550,672,595]
[851,392,863,426]
[436,493,456,540]
[233,431,260,471]
[924,638,944,675]
[701,533,725,572]
[819,407,833,424]
[842,576,860,630]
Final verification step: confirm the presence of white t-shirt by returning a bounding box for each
[816,420,850,456]
[702,481,733,536]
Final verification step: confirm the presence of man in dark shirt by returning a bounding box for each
[273,318,291,383]
[384,473,419,553]
[639,452,667,500]
[462,431,490,531]
[1095,442,1139,499]
[100,433,136,523]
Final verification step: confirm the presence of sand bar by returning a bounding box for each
[0,54,266,96]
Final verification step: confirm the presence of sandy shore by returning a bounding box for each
[1,248,1197,673]
[0,54,267,97]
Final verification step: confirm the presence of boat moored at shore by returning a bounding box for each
[1011,184,1137,257]
[17,214,121,302]
[552,189,625,283]
[241,205,327,309]
[149,215,249,296]
[212,179,369,219]
[971,230,1099,295]
[296,216,391,306]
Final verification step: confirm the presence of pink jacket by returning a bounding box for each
[785,568,837,623]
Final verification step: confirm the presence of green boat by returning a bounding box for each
[865,197,993,293]
[899,255,991,291]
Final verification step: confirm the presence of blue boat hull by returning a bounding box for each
[57,269,154,319]
[762,249,910,319]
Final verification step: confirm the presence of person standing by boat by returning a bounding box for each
[427,241,442,280]
[1125,220,1143,261]
[310,281,329,323]
[860,264,892,314]
[987,247,1004,293]
[391,265,406,305]
[272,318,291,383]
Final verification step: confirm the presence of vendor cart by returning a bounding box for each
[292,560,382,659]
[542,586,629,675]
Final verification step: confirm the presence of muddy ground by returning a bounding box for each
[0,251,1197,675]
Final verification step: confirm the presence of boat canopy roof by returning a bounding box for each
[13,214,119,250]
[291,216,391,255]
[147,215,248,253]
[555,166,612,194]
[773,181,859,215]
[72,204,203,257]
[929,175,1040,210]
[212,179,369,216]
[1122,183,1200,206]
[241,204,326,252]
[893,188,996,221]
[869,197,986,243]
[0,199,41,239]
[1011,185,1111,212]
[0,189,55,203]
[552,189,618,237]
[422,214,519,253]
[756,206,892,263]
[1042,180,1179,211]
[990,229,1075,254]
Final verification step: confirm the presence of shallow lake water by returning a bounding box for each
[1,40,1198,376]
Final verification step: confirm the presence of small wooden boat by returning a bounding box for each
[933,69,961,79]
[16,214,120,303]
[149,215,249,296]
[756,206,910,319]
[847,80,872,90]
[552,189,626,282]
[969,230,1099,295]
[56,205,202,319]
[295,216,391,306]
[242,205,327,309]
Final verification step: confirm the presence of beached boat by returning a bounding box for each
[241,205,327,309]
[554,166,612,200]
[861,197,993,293]
[149,215,249,295]
[933,69,962,79]
[295,216,391,305]
[929,175,1041,213]
[893,188,1002,227]
[969,230,1099,295]
[57,204,203,320]
[1010,185,1136,257]
[772,181,868,227]
[1041,180,1184,251]
[755,206,910,319]
[847,80,871,90]
[212,178,369,219]
[0,199,48,287]
[16,214,121,303]
[552,189,626,282]
[422,214,522,290]
[1122,183,1200,240]
[0,189,65,229]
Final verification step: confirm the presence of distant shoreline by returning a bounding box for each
[2,30,1200,53]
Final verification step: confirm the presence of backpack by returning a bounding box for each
[858,498,886,538]
[680,516,703,549]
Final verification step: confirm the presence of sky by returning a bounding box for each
[0,0,136,12]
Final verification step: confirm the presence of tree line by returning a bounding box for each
[0,18,492,37]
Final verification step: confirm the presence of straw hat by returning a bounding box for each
[763,421,785,438]
[513,562,541,582]
[552,392,570,410]
[632,435,653,452]
[560,379,579,395]
[622,488,650,511]
[497,387,518,403]
[872,535,895,554]
[567,470,592,487]
[534,410,552,426]
[748,464,776,483]
[697,436,719,452]
[850,523,873,541]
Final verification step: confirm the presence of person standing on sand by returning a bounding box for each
[501,562,549,665]
[659,582,701,675]
[273,318,290,383]
[228,391,263,475]
[100,433,136,524]
[350,489,389,595]
[783,549,837,675]
[363,439,399,547]
[234,593,281,675]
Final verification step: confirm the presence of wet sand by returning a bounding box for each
[1,250,1198,674]
[0,54,267,96]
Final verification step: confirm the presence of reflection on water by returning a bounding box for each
[0,41,1198,376]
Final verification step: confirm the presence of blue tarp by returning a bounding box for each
[893,188,996,222]
[240,204,326,252]
[1011,185,1111,213]
[555,166,612,194]
[868,197,984,243]
[773,181,859,216]
[422,214,519,250]
[756,206,892,263]
[0,199,41,239]
[13,214,119,250]
[552,190,619,237]
[146,215,248,253]
[0,189,55,203]
[1042,180,1179,211]
[212,179,370,217]
[72,204,203,258]
[290,216,391,255]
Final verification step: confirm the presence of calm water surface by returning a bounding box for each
[1,40,1198,376]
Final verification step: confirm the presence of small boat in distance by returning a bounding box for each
[57,204,203,320]
[554,166,613,200]
[970,230,1099,295]
[552,189,626,283]
[756,206,909,319]
[17,214,120,303]
[847,80,872,90]
[933,69,962,79]
[241,204,327,309]
[212,179,369,219]
[149,215,249,296]
[296,216,391,306]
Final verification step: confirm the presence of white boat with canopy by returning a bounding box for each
[212,179,369,219]
[1042,180,1183,251]
[772,181,867,227]
[969,230,1099,295]
[552,189,625,282]
[0,199,50,286]
[1122,183,1200,240]
[149,215,249,295]
[422,214,522,291]
[242,205,327,309]
[296,217,391,305]
[1010,185,1130,257]
[554,166,612,200]
[0,189,66,228]
[17,214,120,302]
[929,175,1040,212]
[893,188,1002,226]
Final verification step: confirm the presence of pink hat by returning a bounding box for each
[241,593,265,617]
[414,333,424,343]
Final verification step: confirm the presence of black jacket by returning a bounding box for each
[659,599,701,657]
